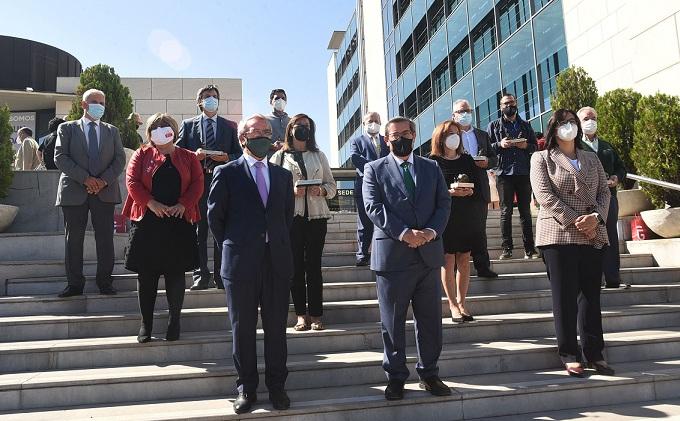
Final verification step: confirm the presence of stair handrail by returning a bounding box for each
[626,173,680,192]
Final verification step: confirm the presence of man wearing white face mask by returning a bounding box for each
[265,88,290,153]
[54,88,126,298]
[578,106,627,289]
[452,99,498,278]
[177,84,242,291]
[350,111,389,266]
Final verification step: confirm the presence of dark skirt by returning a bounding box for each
[124,212,200,274]
[443,198,487,254]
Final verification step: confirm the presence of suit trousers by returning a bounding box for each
[541,245,605,364]
[603,195,621,286]
[355,190,373,260]
[497,175,535,252]
[290,216,327,317]
[195,173,223,287]
[226,245,289,393]
[472,205,492,271]
[62,195,115,290]
[376,256,443,382]
[137,270,186,330]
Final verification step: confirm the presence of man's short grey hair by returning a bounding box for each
[363,111,381,122]
[577,106,597,118]
[237,113,272,138]
[453,99,471,110]
[82,88,105,101]
[385,116,416,133]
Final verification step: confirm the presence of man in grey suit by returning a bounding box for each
[54,89,126,298]
[452,99,498,278]
[362,116,452,400]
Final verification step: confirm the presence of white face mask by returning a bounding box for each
[581,119,597,135]
[557,122,578,141]
[445,134,460,150]
[366,122,381,135]
[150,126,175,145]
[273,98,286,112]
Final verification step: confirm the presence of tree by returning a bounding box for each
[596,89,642,189]
[0,105,14,198]
[550,66,598,112]
[631,93,680,208]
[67,64,138,149]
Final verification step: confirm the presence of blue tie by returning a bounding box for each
[88,122,100,176]
[205,119,215,149]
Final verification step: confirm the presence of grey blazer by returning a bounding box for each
[54,119,126,206]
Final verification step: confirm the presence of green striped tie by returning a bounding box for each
[400,161,415,199]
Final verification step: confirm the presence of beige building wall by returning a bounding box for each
[358,0,388,125]
[562,0,680,96]
[327,55,340,167]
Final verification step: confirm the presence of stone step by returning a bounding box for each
[1,253,656,294]
[2,285,678,342]
[1,333,678,413]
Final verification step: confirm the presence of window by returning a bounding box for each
[399,37,415,73]
[504,69,539,120]
[451,74,474,109]
[417,107,435,150]
[428,0,446,33]
[445,0,464,15]
[473,53,502,129]
[414,17,429,54]
[467,0,493,28]
[417,76,433,113]
[404,91,418,118]
[499,25,537,119]
[432,58,451,99]
[497,0,531,42]
[450,39,471,83]
[533,0,567,110]
[471,12,496,65]
[446,4,468,52]
[538,47,568,110]
[434,90,453,125]
[335,32,357,85]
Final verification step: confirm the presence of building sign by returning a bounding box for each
[9,112,36,145]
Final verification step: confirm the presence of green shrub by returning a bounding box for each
[0,105,14,198]
[550,66,598,112]
[631,93,680,208]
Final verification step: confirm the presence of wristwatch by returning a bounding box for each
[596,213,605,225]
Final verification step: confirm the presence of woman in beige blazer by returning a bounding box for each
[271,114,337,331]
[530,109,613,378]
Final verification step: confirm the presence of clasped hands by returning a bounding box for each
[574,212,600,240]
[85,176,107,195]
[402,229,436,248]
[147,199,186,218]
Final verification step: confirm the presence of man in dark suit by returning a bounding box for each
[578,106,627,288]
[350,111,389,266]
[362,116,452,401]
[452,99,498,278]
[54,89,126,297]
[177,84,242,290]
[208,113,294,414]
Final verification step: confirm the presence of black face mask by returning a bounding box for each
[391,137,414,157]
[503,105,518,117]
[245,137,272,159]
[292,126,310,142]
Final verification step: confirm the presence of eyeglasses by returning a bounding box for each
[559,119,578,125]
[244,129,272,138]
[453,109,472,114]
[386,130,414,140]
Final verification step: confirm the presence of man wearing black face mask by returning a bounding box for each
[487,93,539,260]
[207,113,294,414]
[362,117,452,401]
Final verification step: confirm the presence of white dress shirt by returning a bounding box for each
[583,136,599,153]
[244,152,270,192]
[462,127,478,156]
[80,117,101,148]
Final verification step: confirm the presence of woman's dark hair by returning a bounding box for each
[544,108,584,150]
[283,113,319,152]
[48,117,65,133]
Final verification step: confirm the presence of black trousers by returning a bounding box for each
[62,195,115,290]
[472,204,492,271]
[226,245,289,393]
[355,190,373,260]
[497,175,535,252]
[195,173,223,287]
[541,245,605,364]
[290,216,328,317]
[603,195,621,286]
[137,270,186,330]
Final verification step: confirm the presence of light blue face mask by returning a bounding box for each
[457,112,473,126]
[87,103,105,120]
[202,96,219,112]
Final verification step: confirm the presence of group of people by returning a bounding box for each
[46,83,626,413]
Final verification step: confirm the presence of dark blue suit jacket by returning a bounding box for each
[177,115,242,169]
[362,155,451,272]
[350,134,389,195]
[207,156,294,282]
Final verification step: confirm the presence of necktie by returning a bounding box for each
[372,136,381,156]
[205,119,215,149]
[255,161,268,206]
[400,161,415,200]
[87,122,100,175]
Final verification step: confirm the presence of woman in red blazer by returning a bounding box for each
[122,113,204,343]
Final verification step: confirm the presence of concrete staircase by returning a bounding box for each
[1,210,679,420]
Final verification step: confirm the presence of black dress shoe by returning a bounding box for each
[419,376,451,396]
[604,284,620,289]
[477,268,498,278]
[356,257,370,267]
[588,361,615,376]
[99,285,117,295]
[269,389,290,410]
[233,392,257,414]
[189,280,212,290]
[384,380,405,400]
[462,314,474,322]
[137,325,152,343]
[165,319,180,341]
[57,286,83,298]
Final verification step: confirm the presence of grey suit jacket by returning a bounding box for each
[362,155,451,272]
[54,119,126,206]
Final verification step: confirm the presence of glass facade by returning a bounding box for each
[382,0,568,155]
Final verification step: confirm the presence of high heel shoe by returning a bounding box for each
[587,361,615,376]
[165,318,180,341]
[137,324,152,343]
[565,363,585,377]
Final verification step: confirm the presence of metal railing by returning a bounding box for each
[627,173,680,192]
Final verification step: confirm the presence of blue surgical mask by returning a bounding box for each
[457,112,473,127]
[202,96,219,112]
[87,103,105,120]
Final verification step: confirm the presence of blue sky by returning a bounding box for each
[2,0,357,158]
